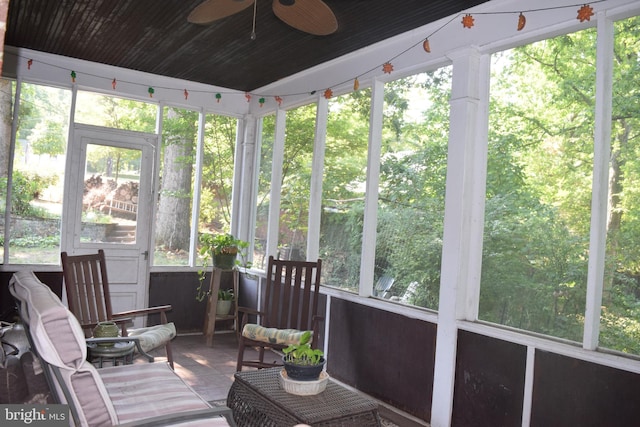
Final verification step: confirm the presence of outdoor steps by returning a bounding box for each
[105,224,136,243]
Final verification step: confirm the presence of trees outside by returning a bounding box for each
[319,89,371,290]
[0,79,12,178]
[478,16,640,354]
[277,104,317,258]
[2,82,71,264]
[198,113,238,235]
[372,69,451,309]
[154,107,197,263]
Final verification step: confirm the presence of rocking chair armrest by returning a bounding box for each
[113,305,172,318]
[236,306,263,329]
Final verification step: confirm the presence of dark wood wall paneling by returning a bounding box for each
[531,349,640,426]
[452,330,527,427]
[327,298,436,421]
[148,271,210,333]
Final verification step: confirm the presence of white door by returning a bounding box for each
[63,124,157,324]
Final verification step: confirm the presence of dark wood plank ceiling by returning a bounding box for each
[4,0,489,92]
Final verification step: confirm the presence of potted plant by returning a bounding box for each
[200,233,246,270]
[282,330,325,381]
[196,233,250,302]
[216,288,234,316]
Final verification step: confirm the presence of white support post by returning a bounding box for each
[307,96,328,261]
[583,13,614,351]
[190,110,206,265]
[266,109,287,259]
[236,115,257,245]
[359,79,385,297]
[431,47,482,427]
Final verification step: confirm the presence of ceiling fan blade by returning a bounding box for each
[188,0,255,24]
[272,0,338,36]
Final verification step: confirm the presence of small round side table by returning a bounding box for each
[87,341,136,368]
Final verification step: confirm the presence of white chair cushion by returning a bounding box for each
[128,322,176,353]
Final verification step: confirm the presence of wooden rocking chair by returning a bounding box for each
[236,256,323,371]
[61,250,175,368]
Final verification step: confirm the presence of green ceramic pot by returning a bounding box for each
[93,321,119,347]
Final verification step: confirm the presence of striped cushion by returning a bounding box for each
[242,324,308,346]
[128,322,176,353]
[9,271,118,426]
[99,362,217,424]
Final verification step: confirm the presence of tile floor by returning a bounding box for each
[147,331,252,402]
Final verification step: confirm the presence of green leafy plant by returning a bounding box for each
[218,288,234,301]
[196,233,250,302]
[199,233,244,257]
[282,331,324,366]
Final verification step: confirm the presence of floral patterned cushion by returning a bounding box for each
[241,324,309,346]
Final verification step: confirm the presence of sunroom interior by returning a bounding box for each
[1,0,640,426]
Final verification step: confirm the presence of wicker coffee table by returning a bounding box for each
[227,367,381,426]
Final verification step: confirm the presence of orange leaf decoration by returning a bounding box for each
[423,39,431,53]
[112,78,117,90]
[577,4,594,22]
[245,92,251,102]
[324,88,333,99]
[462,14,475,29]
[353,78,359,91]
[275,96,283,106]
[184,89,189,100]
[27,59,33,70]
[382,62,394,74]
[517,13,526,31]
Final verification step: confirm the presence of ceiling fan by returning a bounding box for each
[188,0,338,36]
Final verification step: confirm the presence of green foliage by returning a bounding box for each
[2,170,57,216]
[282,331,324,366]
[199,114,237,229]
[9,235,59,248]
[28,119,65,156]
[218,288,234,301]
[478,18,640,354]
[196,233,250,302]
[199,233,248,257]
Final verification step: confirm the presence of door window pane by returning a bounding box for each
[81,144,141,245]
[8,82,71,264]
